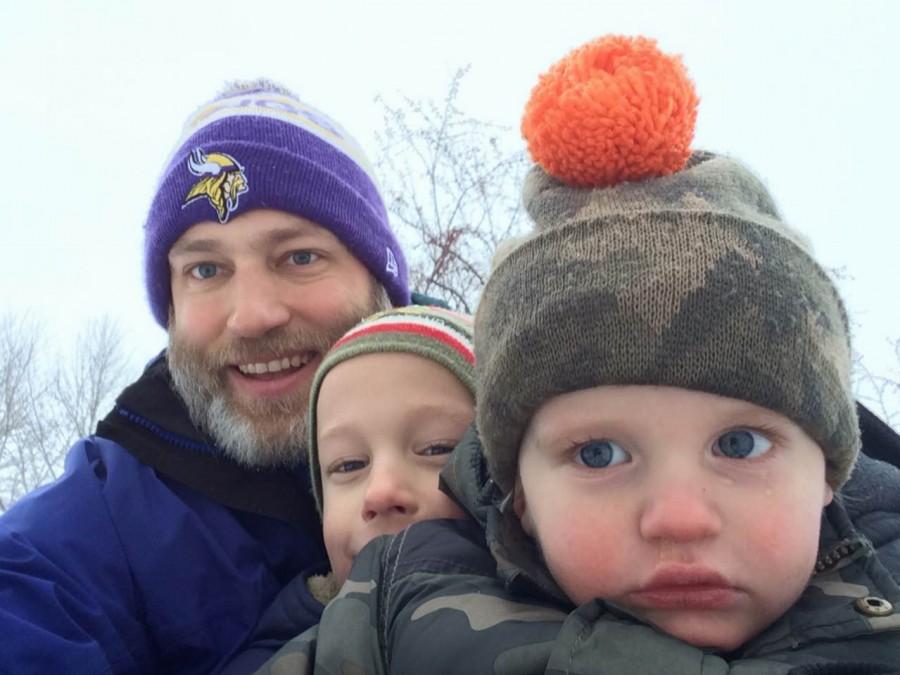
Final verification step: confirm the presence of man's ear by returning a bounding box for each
[512,478,535,536]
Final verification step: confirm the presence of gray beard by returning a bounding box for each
[167,285,390,469]
[169,358,311,468]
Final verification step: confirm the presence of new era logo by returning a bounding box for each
[385,247,399,277]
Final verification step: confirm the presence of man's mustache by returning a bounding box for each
[190,328,336,369]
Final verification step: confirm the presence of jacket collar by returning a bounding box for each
[441,425,571,605]
[742,481,900,657]
[95,352,322,542]
[443,417,900,652]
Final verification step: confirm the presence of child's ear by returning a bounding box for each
[822,481,834,508]
[512,479,535,536]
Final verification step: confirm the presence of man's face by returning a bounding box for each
[318,352,472,584]
[167,208,388,467]
[515,385,833,652]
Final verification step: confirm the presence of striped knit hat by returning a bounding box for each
[308,305,475,512]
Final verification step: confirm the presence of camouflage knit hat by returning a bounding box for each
[308,305,475,512]
[475,35,859,494]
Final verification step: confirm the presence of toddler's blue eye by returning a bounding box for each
[576,440,629,469]
[190,263,218,280]
[714,429,772,459]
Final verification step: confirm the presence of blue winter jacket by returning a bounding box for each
[219,563,329,674]
[0,354,326,674]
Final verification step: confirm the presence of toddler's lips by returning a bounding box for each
[627,566,742,610]
[627,585,740,610]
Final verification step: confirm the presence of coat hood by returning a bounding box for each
[441,411,900,657]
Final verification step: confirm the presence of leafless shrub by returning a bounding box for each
[0,315,130,511]
[375,68,529,313]
[853,338,900,430]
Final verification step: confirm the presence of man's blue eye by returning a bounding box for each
[190,263,218,280]
[290,251,317,265]
[714,429,772,459]
[576,440,629,469]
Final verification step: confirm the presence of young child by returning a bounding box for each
[256,36,900,674]
[309,304,475,588]
[222,305,475,673]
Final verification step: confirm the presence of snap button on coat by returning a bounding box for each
[854,596,894,617]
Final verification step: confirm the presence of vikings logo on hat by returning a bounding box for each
[182,148,249,223]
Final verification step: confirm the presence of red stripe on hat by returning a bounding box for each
[332,321,475,364]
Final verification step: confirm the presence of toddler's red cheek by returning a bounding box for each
[542,519,626,598]
[745,516,813,569]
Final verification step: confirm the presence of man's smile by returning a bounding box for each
[235,351,317,376]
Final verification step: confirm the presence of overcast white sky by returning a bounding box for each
[1,0,898,386]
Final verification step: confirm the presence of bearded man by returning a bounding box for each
[0,80,408,674]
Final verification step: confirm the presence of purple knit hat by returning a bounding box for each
[144,80,410,327]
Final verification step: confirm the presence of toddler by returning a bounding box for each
[224,305,475,673]
[256,35,900,675]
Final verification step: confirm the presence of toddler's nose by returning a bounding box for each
[639,481,722,543]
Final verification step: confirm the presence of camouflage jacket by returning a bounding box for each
[257,415,900,675]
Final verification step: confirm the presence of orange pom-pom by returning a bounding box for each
[522,35,698,187]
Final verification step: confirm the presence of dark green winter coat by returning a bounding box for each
[256,415,900,674]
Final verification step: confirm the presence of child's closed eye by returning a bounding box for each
[417,441,458,457]
[326,457,369,475]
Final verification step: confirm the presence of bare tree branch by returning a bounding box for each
[853,338,900,430]
[374,68,528,312]
[52,316,129,439]
[0,314,131,512]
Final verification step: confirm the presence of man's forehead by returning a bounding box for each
[169,210,335,255]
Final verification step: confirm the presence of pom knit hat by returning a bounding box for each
[475,35,859,493]
[307,305,475,512]
[144,79,409,327]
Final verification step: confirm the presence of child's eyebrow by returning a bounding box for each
[412,406,474,427]
[317,423,361,446]
[318,406,473,447]
[528,413,602,441]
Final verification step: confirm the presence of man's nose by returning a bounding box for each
[361,462,419,523]
[225,268,292,339]
[638,473,723,543]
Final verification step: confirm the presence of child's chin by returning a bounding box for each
[648,614,755,652]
